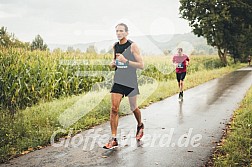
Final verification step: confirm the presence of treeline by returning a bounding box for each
[180,0,252,65]
[0,26,48,51]
[0,26,102,54]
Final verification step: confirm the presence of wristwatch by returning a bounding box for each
[125,59,129,65]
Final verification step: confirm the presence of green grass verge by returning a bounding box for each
[212,86,252,167]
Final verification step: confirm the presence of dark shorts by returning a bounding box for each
[110,83,139,97]
[176,72,186,82]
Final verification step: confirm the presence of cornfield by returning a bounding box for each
[0,48,223,113]
[0,49,109,112]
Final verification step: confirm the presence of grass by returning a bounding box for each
[211,86,252,167]
[0,55,247,163]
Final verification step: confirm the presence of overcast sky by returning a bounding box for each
[0,0,192,44]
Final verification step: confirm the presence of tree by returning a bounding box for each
[86,45,97,54]
[0,27,12,47]
[0,26,29,49]
[31,34,48,51]
[224,1,252,62]
[179,0,252,65]
[67,46,75,52]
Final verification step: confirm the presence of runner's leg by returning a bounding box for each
[180,72,186,93]
[128,95,141,126]
[111,93,123,137]
[180,80,183,92]
[129,95,144,140]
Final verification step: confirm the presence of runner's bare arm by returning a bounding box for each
[110,44,116,68]
[186,56,190,66]
[172,56,178,67]
[115,43,144,69]
[129,43,144,69]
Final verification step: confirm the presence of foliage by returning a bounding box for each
[31,35,48,51]
[179,0,252,64]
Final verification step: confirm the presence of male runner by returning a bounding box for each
[248,55,251,66]
[172,48,189,100]
[103,23,144,149]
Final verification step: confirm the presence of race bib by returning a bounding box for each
[177,63,184,68]
[116,59,128,69]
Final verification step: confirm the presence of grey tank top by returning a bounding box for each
[113,40,138,88]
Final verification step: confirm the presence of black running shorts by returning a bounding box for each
[176,72,186,82]
[110,83,139,97]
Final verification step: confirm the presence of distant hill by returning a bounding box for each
[48,33,217,55]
